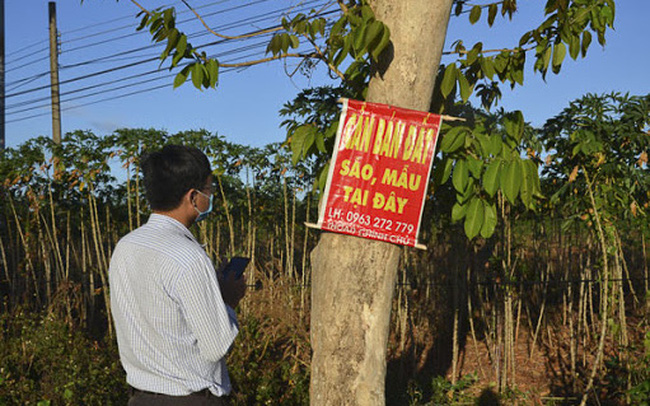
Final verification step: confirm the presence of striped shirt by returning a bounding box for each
[109,213,238,397]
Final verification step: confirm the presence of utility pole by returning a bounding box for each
[49,1,61,144]
[0,0,5,150]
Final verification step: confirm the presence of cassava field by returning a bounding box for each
[1,93,649,405]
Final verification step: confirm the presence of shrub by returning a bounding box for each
[0,308,127,405]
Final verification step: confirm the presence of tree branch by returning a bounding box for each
[180,0,282,40]
[129,0,151,16]
[220,53,318,69]
[443,44,535,56]
[303,34,346,81]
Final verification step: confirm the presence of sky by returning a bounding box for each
[4,0,649,151]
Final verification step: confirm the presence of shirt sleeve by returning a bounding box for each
[172,252,239,363]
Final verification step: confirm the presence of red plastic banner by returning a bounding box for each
[316,99,442,248]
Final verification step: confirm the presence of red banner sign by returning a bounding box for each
[315,99,442,248]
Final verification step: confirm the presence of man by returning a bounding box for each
[109,145,246,405]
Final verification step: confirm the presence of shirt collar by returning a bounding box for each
[147,213,198,245]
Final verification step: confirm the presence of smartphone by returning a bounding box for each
[224,256,250,279]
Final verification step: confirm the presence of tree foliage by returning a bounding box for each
[123,0,617,241]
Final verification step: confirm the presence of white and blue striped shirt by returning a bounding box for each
[109,214,238,397]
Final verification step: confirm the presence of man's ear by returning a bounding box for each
[183,188,197,208]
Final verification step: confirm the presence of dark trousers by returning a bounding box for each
[128,386,231,406]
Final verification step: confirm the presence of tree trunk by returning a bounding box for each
[310,1,453,405]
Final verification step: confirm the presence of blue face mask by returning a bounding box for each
[194,190,213,222]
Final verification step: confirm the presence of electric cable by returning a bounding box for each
[6,5,336,100]
[7,34,277,114]
[61,0,279,54]
[5,2,338,124]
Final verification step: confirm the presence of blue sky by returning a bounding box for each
[5,1,649,150]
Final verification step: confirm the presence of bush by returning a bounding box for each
[0,308,127,405]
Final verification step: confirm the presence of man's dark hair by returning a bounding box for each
[141,145,212,211]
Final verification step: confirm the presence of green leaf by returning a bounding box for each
[483,158,502,197]
[315,131,326,153]
[467,156,483,179]
[353,24,368,54]
[480,201,498,238]
[176,34,187,57]
[365,20,384,49]
[503,111,524,143]
[173,65,190,88]
[581,31,592,57]
[280,33,291,53]
[137,13,150,31]
[161,28,179,61]
[433,157,454,186]
[452,202,467,222]
[488,134,502,155]
[289,34,300,49]
[475,130,490,156]
[488,4,498,26]
[206,59,219,88]
[480,57,496,79]
[523,159,541,205]
[441,64,457,98]
[291,125,315,165]
[568,34,580,60]
[500,158,523,204]
[469,5,482,24]
[191,63,204,89]
[464,197,484,239]
[452,159,469,193]
[520,159,534,208]
[371,24,391,61]
[317,163,330,192]
[541,46,552,73]
[440,126,467,153]
[458,71,471,103]
[552,42,566,73]
[267,34,281,55]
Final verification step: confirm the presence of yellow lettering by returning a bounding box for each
[408,174,421,191]
[396,170,409,189]
[339,159,351,176]
[342,114,358,148]
[421,129,435,162]
[361,164,373,181]
[372,192,385,209]
[402,125,418,161]
[381,168,398,185]
[343,185,354,202]
[397,197,408,214]
[392,121,406,159]
[384,193,397,213]
[410,128,426,164]
[372,119,387,154]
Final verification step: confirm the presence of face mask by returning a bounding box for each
[193,190,213,222]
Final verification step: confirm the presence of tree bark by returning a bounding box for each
[310,1,454,405]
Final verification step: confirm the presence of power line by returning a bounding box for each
[5,35,320,125]
[5,46,49,69]
[7,35,276,115]
[6,2,338,124]
[60,0,278,54]
[61,1,184,37]
[5,65,242,125]
[7,0,325,89]
[6,3,334,100]
[6,42,48,60]
[57,0,310,71]
[60,0,231,40]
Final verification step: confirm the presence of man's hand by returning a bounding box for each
[219,270,247,309]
